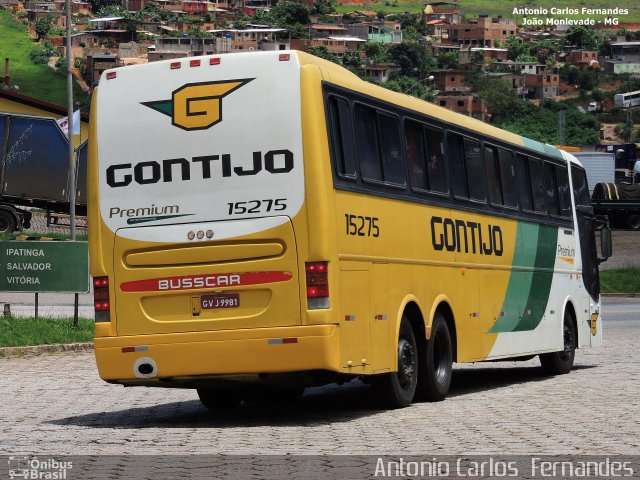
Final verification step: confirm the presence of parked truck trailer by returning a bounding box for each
[0,113,86,232]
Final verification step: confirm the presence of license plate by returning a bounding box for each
[200,293,240,309]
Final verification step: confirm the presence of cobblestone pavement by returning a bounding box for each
[0,301,638,457]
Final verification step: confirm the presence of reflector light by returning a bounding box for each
[106,72,116,80]
[170,62,181,69]
[279,54,290,61]
[190,59,201,67]
[210,57,221,65]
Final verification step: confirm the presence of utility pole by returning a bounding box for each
[557,110,566,146]
[65,0,79,327]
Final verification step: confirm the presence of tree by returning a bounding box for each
[264,1,311,39]
[503,35,528,61]
[342,49,362,69]
[307,46,340,64]
[437,51,459,70]
[566,25,602,50]
[388,42,434,78]
[270,1,311,27]
[363,41,391,64]
[34,16,52,41]
[382,76,433,101]
[187,27,209,38]
[470,50,485,64]
[468,75,518,121]
[313,0,335,15]
[88,0,120,14]
[531,38,558,63]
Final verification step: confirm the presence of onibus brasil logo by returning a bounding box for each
[142,79,254,131]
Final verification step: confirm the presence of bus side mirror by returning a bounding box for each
[600,226,612,261]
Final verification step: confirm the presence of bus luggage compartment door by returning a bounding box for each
[112,217,300,336]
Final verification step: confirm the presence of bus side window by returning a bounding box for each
[528,158,546,213]
[354,104,382,182]
[405,120,428,190]
[555,165,572,217]
[484,145,502,205]
[328,96,357,178]
[571,165,590,207]
[516,154,533,211]
[425,128,447,193]
[464,138,485,201]
[447,133,467,197]
[498,149,518,208]
[378,113,405,185]
[544,162,560,216]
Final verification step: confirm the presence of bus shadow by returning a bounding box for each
[49,365,596,429]
[448,364,595,398]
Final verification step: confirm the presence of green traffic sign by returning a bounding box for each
[0,241,89,293]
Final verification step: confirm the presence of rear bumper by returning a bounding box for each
[94,324,339,382]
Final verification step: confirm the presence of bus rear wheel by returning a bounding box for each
[539,311,576,375]
[416,313,452,402]
[197,388,243,411]
[372,317,418,409]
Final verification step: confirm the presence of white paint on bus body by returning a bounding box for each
[96,51,305,241]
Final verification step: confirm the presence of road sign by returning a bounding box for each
[0,241,89,293]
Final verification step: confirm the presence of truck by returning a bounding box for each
[0,112,86,233]
[591,182,640,230]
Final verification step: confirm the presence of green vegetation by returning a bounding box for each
[0,317,94,348]
[495,100,600,145]
[336,1,425,15]
[335,0,640,21]
[0,11,87,107]
[600,268,640,294]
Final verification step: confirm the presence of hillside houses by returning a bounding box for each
[10,0,640,121]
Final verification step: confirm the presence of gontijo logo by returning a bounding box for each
[141,79,254,131]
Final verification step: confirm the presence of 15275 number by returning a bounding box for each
[227,199,287,215]
[345,214,380,237]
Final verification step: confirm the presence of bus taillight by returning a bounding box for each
[305,262,329,309]
[93,276,111,322]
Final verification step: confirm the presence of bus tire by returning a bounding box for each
[372,317,418,409]
[197,388,242,411]
[627,213,640,230]
[0,210,17,233]
[539,310,576,375]
[417,313,452,402]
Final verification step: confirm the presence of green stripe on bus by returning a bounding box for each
[489,224,558,333]
[488,222,538,333]
[512,225,558,331]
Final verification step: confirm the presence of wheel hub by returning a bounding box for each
[397,338,415,388]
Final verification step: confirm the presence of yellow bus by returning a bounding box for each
[89,51,611,409]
